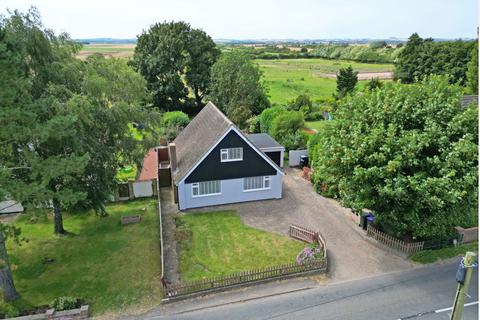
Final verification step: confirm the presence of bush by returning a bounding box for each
[246,116,260,133]
[278,131,308,151]
[259,106,287,133]
[289,94,312,111]
[270,111,306,150]
[161,111,190,128]
[227,105,252,130]
[49,297,78,311]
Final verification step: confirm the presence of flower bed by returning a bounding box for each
[296,243,323,265]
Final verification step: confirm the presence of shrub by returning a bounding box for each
[270,111,306,150]
[246,116,260,133]
[259,106,287,133]
[49,297,78,311]
[227,105,252,130]
[270,111,304,138]
[161,111,190,128]
[289,94,312,111]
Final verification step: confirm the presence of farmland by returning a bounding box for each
[256,58,394,104]
[76,43,135,59]
[77,44,394,105]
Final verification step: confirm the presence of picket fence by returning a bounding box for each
[366,225,424,255]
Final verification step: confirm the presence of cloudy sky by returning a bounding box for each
[1,0,477,39]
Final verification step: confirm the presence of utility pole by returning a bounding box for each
[450,251,477,320]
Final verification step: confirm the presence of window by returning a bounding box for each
[220,147,243,162]
[243,176,271,191]
[192,180,221,197]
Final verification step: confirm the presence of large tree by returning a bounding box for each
[0,9,152,238]
[207,51,270,120]
[131,21,219,111]
[309,76,478,239]
[466,41,478,94]
[394,33,475,85]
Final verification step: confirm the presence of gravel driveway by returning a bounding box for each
[190,167,413,282]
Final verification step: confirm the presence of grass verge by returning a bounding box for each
[2,199,162,317]
[410,242,479,264]
[176,210,305,282]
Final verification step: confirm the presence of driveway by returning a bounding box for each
[189,167,413,282]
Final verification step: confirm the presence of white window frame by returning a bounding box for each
[191,180,222,198]
[243,176,271,192]
[220,147,243,162]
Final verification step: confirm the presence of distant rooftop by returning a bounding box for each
[247,133,284,149]
[461,95,478,108]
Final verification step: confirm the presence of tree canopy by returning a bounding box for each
[207,51,270,120]
[466,41,478,94]
[0,9,153,235]
[309,76,478,239]
[131,21,219,111]
[335,66,358,98]
[394,33,476,85]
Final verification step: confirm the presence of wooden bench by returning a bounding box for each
[121,215,142,225]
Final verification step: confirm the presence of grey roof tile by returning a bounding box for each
[247,133,284,149]
[172,102,232,184]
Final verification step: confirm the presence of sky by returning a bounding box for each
[1,0,478,40]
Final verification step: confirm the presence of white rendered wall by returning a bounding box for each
[178,175,282,210]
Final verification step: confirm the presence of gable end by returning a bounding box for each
[184,128,280,183]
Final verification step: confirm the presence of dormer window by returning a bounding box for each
[220,147,243,162]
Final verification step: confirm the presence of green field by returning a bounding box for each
[176,211,305,282]
[3,199,162,317]
[256,58,393,104]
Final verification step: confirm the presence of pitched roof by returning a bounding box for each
[247,133,284,149]
[138,148,158,181]
[461,95,478,108]
[172,102,232,184]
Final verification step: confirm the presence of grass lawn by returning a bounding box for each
[305,121,325,132]
[176,211,305,282]
[2,199,162,317]
[410,242,479,264]
[257,58,392,104]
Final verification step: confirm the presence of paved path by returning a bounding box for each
[142,259,478,320]
[191,168,414,282]
[160,187,180,285]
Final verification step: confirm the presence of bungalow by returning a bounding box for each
[158,102,285,210]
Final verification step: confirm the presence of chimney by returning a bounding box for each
[168,143,177,172]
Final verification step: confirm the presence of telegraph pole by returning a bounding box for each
[450,251,477,320]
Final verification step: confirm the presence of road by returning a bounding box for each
[144,260,478,320]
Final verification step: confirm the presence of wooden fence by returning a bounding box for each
[366,225,424,255]
[164,259,327,298]
[289,224,318,243]
[289,224,327,260]
[163,224,328,300]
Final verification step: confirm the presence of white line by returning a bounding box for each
[435,301,478,313]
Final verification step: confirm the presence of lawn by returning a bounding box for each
[256,58,393,104]
[305,120,325,132]
[2,199,162,317]
[410,242,479,264]
[176,211,305,282]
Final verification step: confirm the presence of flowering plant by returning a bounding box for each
[296,243,322,265]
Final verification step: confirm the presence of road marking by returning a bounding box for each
[435,300,478,313]
[396,301,478,319]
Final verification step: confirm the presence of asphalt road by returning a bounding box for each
[149,260,478,320]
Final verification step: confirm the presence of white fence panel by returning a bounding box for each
[289,150,308,167]
[132,181,154,198]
